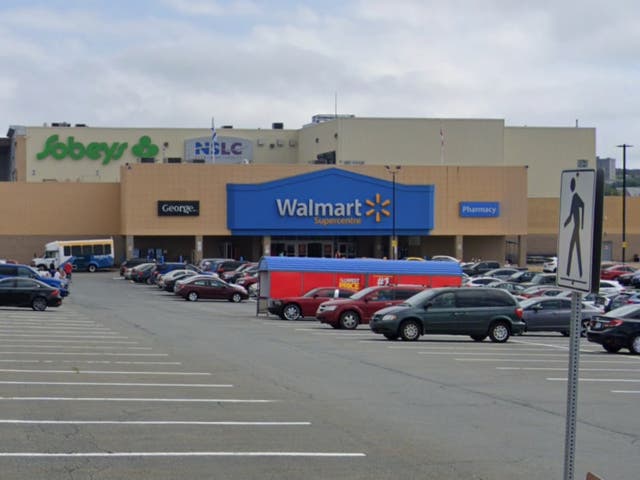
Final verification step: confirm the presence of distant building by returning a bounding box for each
[597,156,616,182]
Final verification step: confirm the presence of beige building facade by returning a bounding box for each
[2,117,638,265]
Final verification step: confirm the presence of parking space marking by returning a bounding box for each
[611,390,640,394]
[0,381,232,387]
[498,367,640,372]
[456,358,639,364]
[0,360,182,365]
[0,420,309,425]
[547,378,640,382]
[0,339,140,344]
[0,334,129,339]
[0,369,211,375]
[0,397,276,403]
[0,451,365,458]
[418,352,569,357]
[0,351,166,356]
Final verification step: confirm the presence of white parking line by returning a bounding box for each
[0,451,365,458]
[0,340,139,344]
[547,378,640,382]
[0,360,181,365]
[0,381,232,387]
[0,334,129,339]
[0,420,309,425]
[456,358,639,364]
[419,352,569,356]
[498,367,640,372]
[0,351,166,356]
[611,390,640,394]
[0,369,210,375]
[0,397,275,403]
[0,345,152,350]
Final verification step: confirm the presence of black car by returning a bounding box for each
[587,304,640,354]
[461,261,501,276]
[119,258,149,276]
[509,270,536,283]
[0,277,62,311]
[370,287,525,342]
[131,263,158,283]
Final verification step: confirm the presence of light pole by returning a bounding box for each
[617,144,632,263]
[385,165,401,260]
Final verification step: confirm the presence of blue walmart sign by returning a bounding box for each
[459,202,500,217]
[227,169,435,236]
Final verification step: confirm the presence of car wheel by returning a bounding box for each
[187,291,198,302]
[339,311,360,330]
[31,297,48,311]
[603,344,621,353]
[384,333,398,341]
[399,320,421,341]
[489,321,510,343]
[629,335,640,355]
[580,320,590,337]
[470,334,486,342]
[230,292,243,303]
[282,304,301,321]
[88,264,97,273]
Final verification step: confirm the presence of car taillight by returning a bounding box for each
[605,319,623,327]
[515,307,523,319]
[52,289,59,296]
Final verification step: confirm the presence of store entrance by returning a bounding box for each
[270,238,356,258]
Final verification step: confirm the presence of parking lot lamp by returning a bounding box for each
[617,144,632,263]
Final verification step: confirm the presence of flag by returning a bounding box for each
[439,126,445,165]
[210,118,217,163]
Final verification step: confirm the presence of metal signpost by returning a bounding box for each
[556,169,604,480]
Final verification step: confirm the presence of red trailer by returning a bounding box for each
[256,256,462,314]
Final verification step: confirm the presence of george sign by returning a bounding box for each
[157,201,200,217]
[459,202,500,217]
[556,169,604,293]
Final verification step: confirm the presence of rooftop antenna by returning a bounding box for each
[334,91,338,118]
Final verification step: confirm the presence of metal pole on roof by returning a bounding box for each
[385,166,401,260]
[617,144,631,263]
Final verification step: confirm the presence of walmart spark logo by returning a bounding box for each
[365,193,391,222]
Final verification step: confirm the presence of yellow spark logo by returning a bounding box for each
[365,193,391,223]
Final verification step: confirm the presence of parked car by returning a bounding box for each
[461,261,501,276]
[205,259,247,277]
[0,277,63,311]
[489,281,528,296]
[268,287,357,321]
[605,291,640,312]
[175,276,248,302]
[0,263,69,297]
[119,257,150,276]
[370,287,525,342]
[131,263,158,283]
[519,297,601,336]
[430,255,461,263]
[522,273,557,288]
[162,271,203,292]
[587,304,640,354]
[464,276,502,287]
[149,262,193,285]
[617,271,640,287]
[542,256,558,273]
[597,279,625,296]
[509,270,537,283]
[157,267,201,289]
[236,272,258,290]
[316,285,425,330]
[600,264,638,281]
[483,268,523,280]
[222,263,258,283]
[198,258,232,271]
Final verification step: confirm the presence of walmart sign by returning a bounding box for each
[227,169,435,236]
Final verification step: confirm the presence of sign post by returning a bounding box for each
[557,169,604,480]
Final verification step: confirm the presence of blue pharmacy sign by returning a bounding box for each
[227,168,435,236]
[459,202,500,218]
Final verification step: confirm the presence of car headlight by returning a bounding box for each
[382,314,397,321]
[321,305,337,312]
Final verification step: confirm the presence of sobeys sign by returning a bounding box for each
[36,135,159,165]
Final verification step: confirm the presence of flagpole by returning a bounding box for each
[210,117,217,163]
[440,125,445,165]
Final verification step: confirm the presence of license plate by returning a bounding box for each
[593,322,602,329]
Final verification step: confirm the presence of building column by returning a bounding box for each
[517,235,527,267]
[194,235,203,264]
[454,235,464,261]
[126,235,135,259]
[262,236,271,257]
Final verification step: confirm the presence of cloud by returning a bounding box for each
[1,0,639,167]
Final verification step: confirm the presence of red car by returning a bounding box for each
[600,265,638,281]
[316,285,425,329]
[268,287,357,321]
[175,277,248,302]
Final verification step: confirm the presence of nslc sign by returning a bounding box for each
[157,201,200,217]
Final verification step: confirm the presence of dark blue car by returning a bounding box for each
[0,264,70,297]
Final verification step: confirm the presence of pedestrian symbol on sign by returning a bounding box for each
[563,176,585,277]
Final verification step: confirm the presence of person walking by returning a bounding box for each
[63,261,73,283]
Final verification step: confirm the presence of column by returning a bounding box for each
[194,235,203,264]
[126,235,135,259]
[262,236,271,257]
[517,235,527,268]
[454,235,464,261]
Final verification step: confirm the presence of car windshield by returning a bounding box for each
[44,250,57,259]
[349,286,380,300]
[401,289,439,307]
[519,298,541,309]
[303,288,324,298]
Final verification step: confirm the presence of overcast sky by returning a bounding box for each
[2,0,639,168]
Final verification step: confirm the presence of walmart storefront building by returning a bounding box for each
[1,116,637,264]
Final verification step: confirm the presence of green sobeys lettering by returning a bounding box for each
[35,134,133,165]
[131,136,159,158]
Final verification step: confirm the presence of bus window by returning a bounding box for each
[71,246,82,256]
[104,244,112,255]
[94,244,104,255]
[64,246,71,256]
[82,245,93,255]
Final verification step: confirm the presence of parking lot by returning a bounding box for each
[0,273,637,480]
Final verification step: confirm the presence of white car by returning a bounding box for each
[542,256,557,273]
[431,255,461,263]
[597,279,625,296]
[464,276,502,287]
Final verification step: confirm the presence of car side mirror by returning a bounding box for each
[532,304,542,311]
[423,301,433,310]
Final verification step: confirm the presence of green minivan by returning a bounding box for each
[370,287,525,342]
